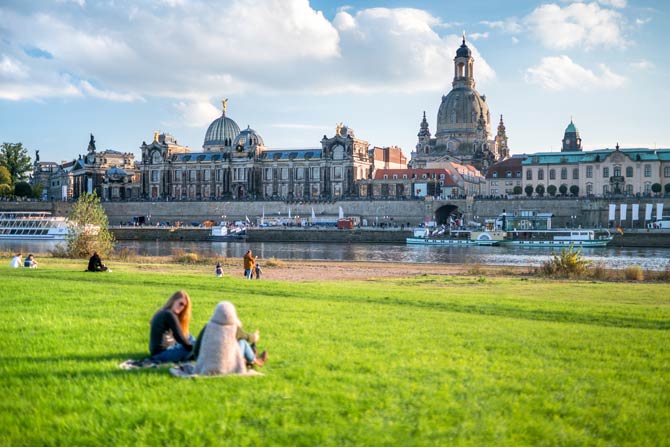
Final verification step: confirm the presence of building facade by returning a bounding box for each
[410,35,510,172]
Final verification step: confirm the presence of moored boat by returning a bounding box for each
[0,211,69,240]
[497,210,612,247]
[406,226,505,246]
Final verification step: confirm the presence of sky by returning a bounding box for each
[1,0,668,165]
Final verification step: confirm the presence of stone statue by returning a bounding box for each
[87,134,96,153]
[336,122,343,136]
[35,150,40,162]
[222,98,228,115]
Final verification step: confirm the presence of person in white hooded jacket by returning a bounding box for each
[193,301,267,376]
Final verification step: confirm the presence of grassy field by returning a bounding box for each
[0,259,668,447]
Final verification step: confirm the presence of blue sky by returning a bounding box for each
[1,0,668,164]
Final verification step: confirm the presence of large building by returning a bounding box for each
[140,103,375,201]
[410,35,510,172]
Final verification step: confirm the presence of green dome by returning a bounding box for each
[565,120,578,134]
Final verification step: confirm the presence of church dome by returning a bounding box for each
[565,120,579,134]
[435,87,490,138]
[203,100,240,150]
[233,126,264,150]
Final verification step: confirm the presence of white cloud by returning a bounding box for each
[173,100,221,128]
[598,0,626,8]
[525,55,626,90]
[480,19,522,34]
[0,55,28,79]
[635,17,651,26]
[511,36,520,44]
[525,2,627,50]
[631,59,654,70]
[469,32,489,40]
[0,2,496,103]
[79,80,144,102]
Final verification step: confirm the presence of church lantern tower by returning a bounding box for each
[495,115,510,160]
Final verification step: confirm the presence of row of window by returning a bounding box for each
[526,164,661,181]
[149,167,334,184]
[382,173,447,180]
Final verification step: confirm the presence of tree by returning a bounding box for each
[524,185,534,197]
[0,142,33,185]
[547,185,557,196]
[0,184,11,197]
[0,165,11,186]
[14,181,32,197]
[66,192,115,258]
[559,184,568,196]
[31,183,44,200]
[513,185,522,195]
[652,183,662,195]
[535,184,545,196]
[569,185,580,196]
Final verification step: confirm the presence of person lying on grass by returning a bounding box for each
[191,301,267,376]
[148,290,195,363]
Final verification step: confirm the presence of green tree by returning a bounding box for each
[559,184,568,195]
[31,183,44,200]
[0,184,11,197]
[535,184,545,196]
[513,185,522,195]
[66,193,115,258]
[524,185,534,197]
[547,185,557,196]
[570,185,580,196]
[0,142,33,185]
[651,183,662,194]
[0,165,11,185]
[14,181,32,197]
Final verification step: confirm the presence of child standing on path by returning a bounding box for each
[254,262,262,280]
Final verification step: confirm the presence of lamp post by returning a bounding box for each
[570,215,577,228]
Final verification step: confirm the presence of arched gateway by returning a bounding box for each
[434,204,459,225]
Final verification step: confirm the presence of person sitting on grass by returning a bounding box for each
[24,254,38,268]
[215,262,223,278]
[192,301,267,376]
[87,251,108,272]
[149,290,195,364]
[10,253,22,268]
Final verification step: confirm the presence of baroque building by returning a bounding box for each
[411,35,509,172]
[522,120,670,197]
[139,102,374,201]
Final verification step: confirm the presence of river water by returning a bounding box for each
[3,240,670,271]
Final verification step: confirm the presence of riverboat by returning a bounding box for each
[406,226,505,246]
[210,224,246,241]
[497,210,612,247]
[0,211,69,240]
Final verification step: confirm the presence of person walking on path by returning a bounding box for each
[149,290,195,363]
[243,250,257,280]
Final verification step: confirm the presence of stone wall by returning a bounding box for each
[1,197,668,229]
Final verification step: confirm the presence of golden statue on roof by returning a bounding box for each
[222,98,228,115]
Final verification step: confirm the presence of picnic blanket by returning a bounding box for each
[169,362,262,378]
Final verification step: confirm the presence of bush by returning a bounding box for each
[48,244,69,258]
[588,262,610,281]
[112,247,135,261]
[467,264,484,275]
[265,257,285,267]
[539,245,591,278]
[171,249,199,264]
[623,265,644,281]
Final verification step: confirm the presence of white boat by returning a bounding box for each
[407,227,505,246]
[502,229,612,247]
[498,210,612,247]
[210,224,246,240]
[0,211,69,240]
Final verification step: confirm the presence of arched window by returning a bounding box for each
[561,168,567,180]
[549,169,555,180]
[626,167,633,177]
[538,169,544,180]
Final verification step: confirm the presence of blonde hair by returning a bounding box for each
[160,290,192,337]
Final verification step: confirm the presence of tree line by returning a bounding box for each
[0,142,41,199]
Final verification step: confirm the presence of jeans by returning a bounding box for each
[151,334,196,363]
[245,269,252,279]
[239,339,256,364]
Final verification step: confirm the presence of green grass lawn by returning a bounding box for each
[0,260,668,446]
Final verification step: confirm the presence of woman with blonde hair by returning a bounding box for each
[149,290,195,363]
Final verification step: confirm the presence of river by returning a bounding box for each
[3,240,670,271]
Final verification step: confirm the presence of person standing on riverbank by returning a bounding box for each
[243,250,257,279]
